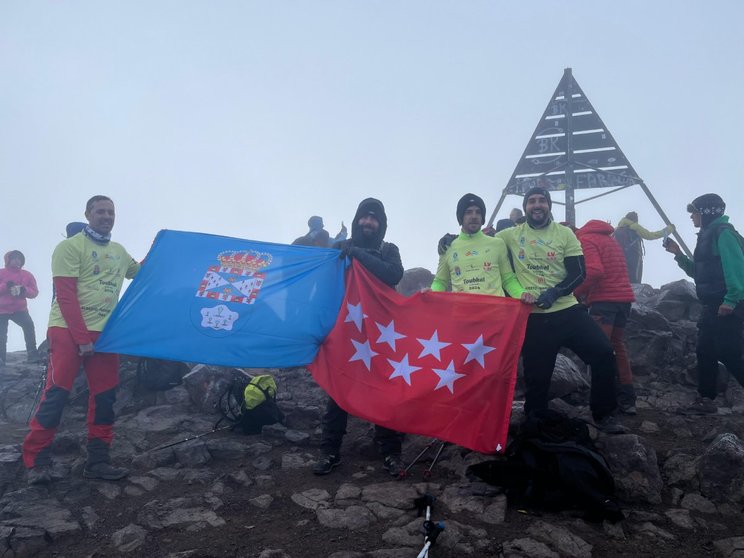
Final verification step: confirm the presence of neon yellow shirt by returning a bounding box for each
[48,234,140,331]
[431,230,524,297]
[496,221,582,313]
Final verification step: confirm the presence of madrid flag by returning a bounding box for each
[309,260,532,454]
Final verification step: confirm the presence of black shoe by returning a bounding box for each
[595,415,628,435]
[382,454,404,477]
[312,454,340,476]
[83,462,129,481]
[618,402,637,415]
[27,465,52,486]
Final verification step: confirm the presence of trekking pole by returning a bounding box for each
[145,425,232,453]
[423,442,446,480]
[401,440,438,479]
[26,362,48,425]
[414,494,444,558]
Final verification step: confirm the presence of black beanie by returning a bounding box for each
[523,187,552,211]
[456,193,486,225]
[688,193,725,228]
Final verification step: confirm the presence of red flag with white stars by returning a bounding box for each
[309,260,531,454]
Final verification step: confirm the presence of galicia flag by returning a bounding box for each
[95,230,347,367]
[309,260,532,454]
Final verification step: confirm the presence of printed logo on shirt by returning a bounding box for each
[547,251,556,261]
[518,249,525,260]
[454,266,462,277]
[483,262,492,272]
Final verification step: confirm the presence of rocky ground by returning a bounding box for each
[2,277,744,558]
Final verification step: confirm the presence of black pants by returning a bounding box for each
[696,305,744,399]
[0,310,37,364]
[320,397,402,457]
[522,304,617,420]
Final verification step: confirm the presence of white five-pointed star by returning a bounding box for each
[349,339,378,370]
[417,330,450,360]
[462,335,496,368]
[387,354,422,386]
[376,320,406,351]
[344,302,367,332]
[432,360,467,394]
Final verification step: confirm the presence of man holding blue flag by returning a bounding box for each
[23,196,140,485]
[313,198,406,477]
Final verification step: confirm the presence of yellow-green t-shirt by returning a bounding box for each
[431,230,524,297]
[48,233,140,331]
[496,221,583,313]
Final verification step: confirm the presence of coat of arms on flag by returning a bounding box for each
[196,250,272,305]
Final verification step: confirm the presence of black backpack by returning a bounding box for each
[136,358,189,391]
[216,374,285,435]
[468,410,624,523]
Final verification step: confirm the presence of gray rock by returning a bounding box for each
[250,494,274,509]
[205,437,253,460]
[503,537,559,558]
[112,523,148,552]
[253,456,274,471]
[361,482,418,510]
[81,505,99,530]
[600,434,662,504]
[397,267,434,296]
[527,520,592,558]
[664,508,695,530]
[291,488,331,510]
[662,452,699,488]
[282,452,314,469]
[285,429,311,444]
[550,353,589,399]
[129,475,160,491]
[698,433,744,505]
[316,505,376,530]
[335,483,361,500]
[258,550,292,558]
[680,492,717,514]
[440,485,485,514]
[482,495,507,524]
[137,498,226,530]
[714,536,744,558]
[174,440,212,466]
[365,501,406,519]
[631,522,675,540]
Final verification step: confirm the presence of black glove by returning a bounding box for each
[535,287,560,309]
[337,240,354,259]
[437,233,457,256]
[6,281,14,288]
[18,286,26,298]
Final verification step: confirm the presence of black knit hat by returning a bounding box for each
[456,193,486,225]
[687,193,725,227]
[523,187,552,211]
[351,198,387,247]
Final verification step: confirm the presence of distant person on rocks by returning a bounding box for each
[0,250,40,366]
[22,196,141,485]
[665,193,744,415]
[574,220,638,415]
[313,198,405,477]
[431,193,534,307]
[293,216,347,247]
[614,211,674,283]
[509,208,524,224]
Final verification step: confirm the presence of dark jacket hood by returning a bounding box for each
[351,198,387,248]
[577,220,614,238]
[4,250,25,268]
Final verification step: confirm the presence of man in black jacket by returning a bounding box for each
[313,198,405,476]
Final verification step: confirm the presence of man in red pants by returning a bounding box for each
[23,196,140,484]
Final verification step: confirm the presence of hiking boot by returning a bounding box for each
[27,465,52,486]
[677,397,717,416]
[312,453,340,476]
[382,454,404,477]
[595,415,628,435]
[83,462,129,481]
[618,402,637,416]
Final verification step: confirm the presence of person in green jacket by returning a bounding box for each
[431,193,535,306]
[614,211,675,283]
[665,193,744,415]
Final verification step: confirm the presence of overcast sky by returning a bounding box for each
[1,1,742,351]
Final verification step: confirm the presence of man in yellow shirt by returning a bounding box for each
[23,196,140,484]
[432,193,534,306]
[496,187,625,433]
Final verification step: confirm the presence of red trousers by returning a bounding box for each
[22,327,119,468]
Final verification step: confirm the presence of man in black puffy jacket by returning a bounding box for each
[313,198,406,476]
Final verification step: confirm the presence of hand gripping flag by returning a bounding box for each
[309,260,532,454]
[95,230,346,367]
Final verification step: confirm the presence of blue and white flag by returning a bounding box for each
[96,230,347,367]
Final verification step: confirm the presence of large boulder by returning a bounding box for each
[397,267,435,296]
[697,433,744,505]
[599,434,663,504]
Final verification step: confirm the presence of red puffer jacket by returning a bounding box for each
[574,220,635,304]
